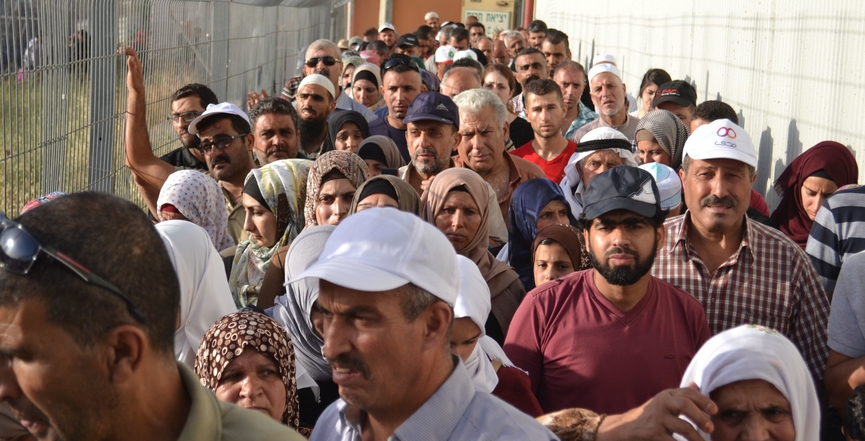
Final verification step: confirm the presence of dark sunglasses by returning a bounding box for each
[305,56,337,67]
[0,212,146,323]
[381,57,420,73]
[199,133,249,155]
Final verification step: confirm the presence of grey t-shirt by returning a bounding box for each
[828,251,865,357]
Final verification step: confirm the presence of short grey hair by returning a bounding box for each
[504,31,525,44]
[400,284,439,321]
[306,39,340,58]
[453,88,508,127]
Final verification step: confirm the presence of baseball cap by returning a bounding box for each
[378,22,396,33]
[453,50,477,62]
[402,92,460,126]
[683,119,757,168]
[290,207,460,306]
[639,162,682,211]
[583,166,661,220]
[588,54,621,82]
[297,73,336,99]
[188,102,251,135]
[349,36,364,49]
[398,34,419,48]
[653,80,697,108]
[435,45,456,63]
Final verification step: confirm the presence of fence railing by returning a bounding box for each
[0,0,331,214]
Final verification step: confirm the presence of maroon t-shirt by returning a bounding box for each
[503,270,711,415]
[492,365,544,417]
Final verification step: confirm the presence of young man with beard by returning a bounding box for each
[295,74,337,159]
[510,79,574,184]
[508,47,548,118]
[504,166,710,416]
[248,97,303,164]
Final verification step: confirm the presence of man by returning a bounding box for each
[527,20,548,49]
[369,54,426,163]
[362,27,378,43]
[378,23,397,55]
[491,38,509,65]
[248,97,302,164]
[466,15,479,26]
[395,33,420,57]
[398,92,462,194]
[448,27,469,52]
[505,166,710,415]
[510,79,574,183]
[453,88,545,224]
[503,31,527,65]
[425,11,440,33]
[303,39,376,120]
[690,99,738,134]
[291,208,556,440]
[475,36,494,63]
[468,22,486,45]
[652,80,697,128]
[653,119,830,381]
[570,54,641,142]
[553,61,598,140]
[509,47,548,118]
[414,29,431,59]
[440,66,481,99]
[541,29,570,72]
[294,74,337,159]
[0,192,303,441]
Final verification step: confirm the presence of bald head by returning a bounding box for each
[440,67,482,99]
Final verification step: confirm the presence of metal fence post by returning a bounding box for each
[210,1,229,100]
[86,0,117,193]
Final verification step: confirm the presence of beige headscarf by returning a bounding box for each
[304,150,369,227]
[351,63,385,112]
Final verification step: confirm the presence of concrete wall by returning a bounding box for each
[534,0,865,208]
[350,0,462,38]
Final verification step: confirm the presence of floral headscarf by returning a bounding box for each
[229,159,310,307]
[157,170,235,251]
[304,150,369,227]
[194,310,301,430]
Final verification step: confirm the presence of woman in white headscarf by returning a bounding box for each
[155,220,237,367]
[452,255,543,417]
[156,170,235,251]
[676,325,820,441]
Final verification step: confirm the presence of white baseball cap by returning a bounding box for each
[639,162,682,211]
[435,45,456,63]
[378,22,396,33]
[290,207,460,306]
[298,73,336,99]
[188,102,251,135]
[588,54,622,82]
[453,50,477,62]
[683,119,757,168]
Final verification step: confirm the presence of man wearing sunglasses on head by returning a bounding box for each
[0,193,306,441]
[369,54,428,163]
[301,39,376,122]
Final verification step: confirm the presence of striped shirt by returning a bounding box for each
[806,185,865,292]
[653,212,830,381]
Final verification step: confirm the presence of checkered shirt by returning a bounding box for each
[653,212,830,381]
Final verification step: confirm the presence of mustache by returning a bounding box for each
[329,352,370,379]
[525,75,541,85]
[701,195,737,208]
[210,155,231,165]
[604,247,639,260]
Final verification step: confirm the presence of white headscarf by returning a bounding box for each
[676,325,820,441]
[156,220,237,367]
[156,170,235,251]
[454,255,515,393]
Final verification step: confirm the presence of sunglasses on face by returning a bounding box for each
[198,133,249,155]
[305,56,337,67]
[0,212,146,323]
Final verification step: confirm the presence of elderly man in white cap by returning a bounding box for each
[558,127,638,215]
[569,54,640,142]
[293,208,556,440]
[295,73,337,159]
[424,11,440,33]
[652,119,829,383]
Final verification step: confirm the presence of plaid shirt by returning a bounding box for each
[653,212,830,381]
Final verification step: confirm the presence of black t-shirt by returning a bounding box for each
[508,117,535,150]
[160,146,208,170]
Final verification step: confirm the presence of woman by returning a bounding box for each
[483,63,534,150]
[304,150,369,227]
[452,255,543,417]
[634,109,689,170]
[532,224,584,288]
[195,310,307,434]
[631,68,672,119]
[156,169,235,251]
[770,141,858,248]
[326,110,369,153]
[422,168,525,344]
[229,159,309,307]
[350,174,421,215]
[351,63,385,112]
[341,55,365,91]
[677,325,820,440]
[505,178,579,291]
[156,220,236,367]
[356,135,406,176]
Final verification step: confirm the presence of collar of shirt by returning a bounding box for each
[454,152,521,203]
[403,158,455,194]
[669,211,756,267]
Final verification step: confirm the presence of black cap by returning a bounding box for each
[582,166,661,220]
[652,80,697,108]
[398,34,419,48]
[402,92,459,126]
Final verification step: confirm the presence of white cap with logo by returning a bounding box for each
[683,119,757,168]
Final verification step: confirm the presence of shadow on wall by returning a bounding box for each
[756,125,773,200]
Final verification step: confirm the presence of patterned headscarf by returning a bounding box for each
[634,109,689,170]
[304,150,369,227]
[229,159,311,307]
[194,310,301,430]
[157,170,235,251]
[19,191,67,215]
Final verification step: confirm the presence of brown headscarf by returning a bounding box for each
[194,310,301,430]
[421,168,523,333]
[532,225,585,271]
[304,150,369,227]
[356,135,406,170]
[350,174,421,215]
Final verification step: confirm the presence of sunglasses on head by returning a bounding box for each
[305,56,337,67]
[381,57,420,73]
[0,212,146,323]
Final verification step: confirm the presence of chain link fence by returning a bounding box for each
[0,0,331,214]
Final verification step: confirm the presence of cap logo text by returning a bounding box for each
[716,127,737,139]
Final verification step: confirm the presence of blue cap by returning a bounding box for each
[402,92,459,127]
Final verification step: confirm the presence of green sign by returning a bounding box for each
[464,10,512,36]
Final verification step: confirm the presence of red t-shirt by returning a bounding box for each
[510,140,577,184]
[503,270,711,415]
[492,365,544,417]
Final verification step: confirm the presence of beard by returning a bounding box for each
[588,238,658,286]
[298,117,328,152]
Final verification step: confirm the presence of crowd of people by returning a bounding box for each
[0,11,864,441]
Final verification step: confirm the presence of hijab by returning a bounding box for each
[508,178,577,291]
[634,109,689,170]
[325,110,370,152]
[770,141,858,248]
[229,159,310,307]
[454,255,515,393]
[676,325,820,441]
[269,225,336,382]
[532,224,584,271]
[352,63,385,112]
[156,170,234,251]
[304,150,369,227]
[194,310,302,430]
[156,220,237,368]
[350,175,421,215]
[356,135,406,170]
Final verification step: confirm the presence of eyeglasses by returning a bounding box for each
[0,212,146,323]
[166,111,201,124]
[381,57,420,74]
[198,133,248,155]
[305,56,337,67]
